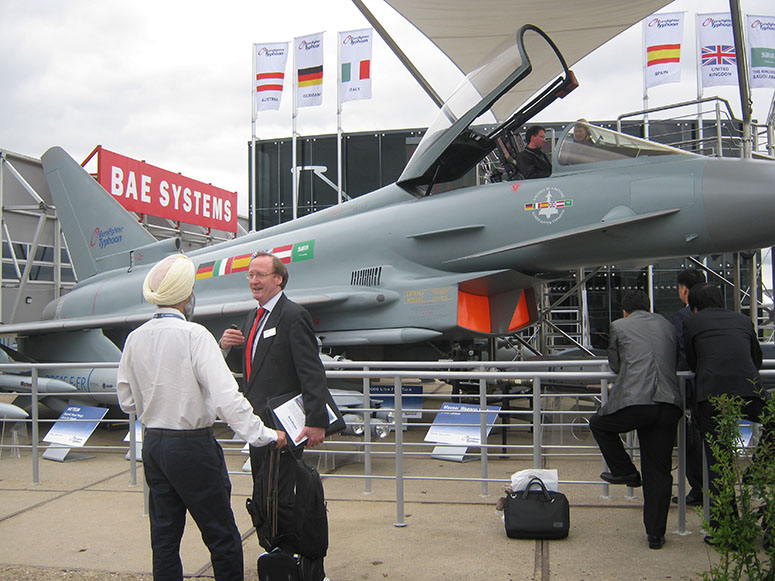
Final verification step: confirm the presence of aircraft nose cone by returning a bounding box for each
[702,158,775,252]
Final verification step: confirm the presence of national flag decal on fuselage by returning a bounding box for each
[196,241,316,279]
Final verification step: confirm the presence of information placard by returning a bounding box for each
[42,405,108,462]
[424,402,500,446]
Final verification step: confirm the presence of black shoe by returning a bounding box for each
[703,535,716,546]
[600,471,642,487]
[671,491,703,506]
[648,535,665,549]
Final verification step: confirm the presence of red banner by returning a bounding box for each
[96,148,237,233]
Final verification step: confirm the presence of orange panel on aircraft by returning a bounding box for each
[508,291,532,332]
[457,291,491,333]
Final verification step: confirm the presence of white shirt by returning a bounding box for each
[117,308,277,446]
[250,291,282,361]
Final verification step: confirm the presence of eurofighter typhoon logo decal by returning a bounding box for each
[524,187,573,224]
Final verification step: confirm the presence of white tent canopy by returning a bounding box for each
[364,0,672,119]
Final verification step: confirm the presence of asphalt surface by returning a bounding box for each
[0,418,723,580]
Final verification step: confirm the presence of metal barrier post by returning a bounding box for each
[393,375,406,527]
[676,376,687,534]
[362,367,373,494]
[479,374,488,497]
[128,412,137,487]
[600,376,610,498]
[532,377,542,468]
[31,366,40,485]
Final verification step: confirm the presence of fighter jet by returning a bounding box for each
[0,25,773,409]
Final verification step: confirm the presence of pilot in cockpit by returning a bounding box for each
[572,119,594,143]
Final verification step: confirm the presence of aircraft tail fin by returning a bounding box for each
[41,146,158,280]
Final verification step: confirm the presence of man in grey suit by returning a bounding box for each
[589,290,682,550]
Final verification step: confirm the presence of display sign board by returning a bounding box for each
[42,405,108,462]
[370,384,423,420]
[96,147,238,233]
[425,402,500,462]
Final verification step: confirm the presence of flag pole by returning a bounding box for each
[251,44,258,232]
[292,39,298,221]
[337,32,343,206]
[695,14,705,155]
[642,20,650,139]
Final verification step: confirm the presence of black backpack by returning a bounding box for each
[247,447,329,559]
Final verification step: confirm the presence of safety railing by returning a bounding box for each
[2,359,772,533]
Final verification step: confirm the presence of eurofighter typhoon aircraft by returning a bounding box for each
[1,25,774,412]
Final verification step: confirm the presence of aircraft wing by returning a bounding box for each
[0,288,401,337]
[378,0,671,121]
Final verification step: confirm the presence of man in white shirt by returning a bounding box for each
[118,254,286,581]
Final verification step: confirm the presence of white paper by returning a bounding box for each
[272,394,339,445]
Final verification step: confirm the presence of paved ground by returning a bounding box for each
[0,414,726,581]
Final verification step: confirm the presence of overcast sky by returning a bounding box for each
[1,0,773,216]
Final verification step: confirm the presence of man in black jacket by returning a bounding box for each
[684,282,773,538]
[515,125,552,179]
[220,251,329,578]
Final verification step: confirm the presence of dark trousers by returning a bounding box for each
[695,397,774,511]
[143,428,243,581]
[249,444,326,581]
[589,403,682,537]
[684,412,704,495]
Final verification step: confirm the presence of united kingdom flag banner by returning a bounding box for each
[697,13,739,87]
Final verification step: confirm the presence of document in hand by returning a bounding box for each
[268,391,345,446]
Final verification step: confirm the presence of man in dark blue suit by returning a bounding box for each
[220,251,328,578]
[671,268,706,507]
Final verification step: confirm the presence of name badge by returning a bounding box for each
[263,327,277,339]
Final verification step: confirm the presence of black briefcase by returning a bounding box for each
[258,548,300,581]
[504,476,570,540]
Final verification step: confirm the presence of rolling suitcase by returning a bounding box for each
[252,446,328,581]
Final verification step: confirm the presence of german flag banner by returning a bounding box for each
[295,32,324,108]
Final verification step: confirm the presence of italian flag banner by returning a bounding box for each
[295,32,324,108]
[643,12,684,88]
[340,28,373,103]
[747,15,775,89]
[254,42,289,113]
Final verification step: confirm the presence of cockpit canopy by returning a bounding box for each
[397,25,576,195]
[554,122,693,168]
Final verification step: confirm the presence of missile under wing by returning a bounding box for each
[0,24,774,388]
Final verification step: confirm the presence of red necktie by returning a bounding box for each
[244,307,265,380]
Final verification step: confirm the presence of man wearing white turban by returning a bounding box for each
[118,254,286,580]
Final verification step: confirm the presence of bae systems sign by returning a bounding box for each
[96,148,237,233]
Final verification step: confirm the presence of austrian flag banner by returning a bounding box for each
[698,13,738,88]
[747,15,775,88]
[340,28,373,102]
[96,148,237,234]
[295,32,324,107]
[254,42,289,113]
[643,12,684,88]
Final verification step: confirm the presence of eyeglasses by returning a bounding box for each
[246,272,276,280]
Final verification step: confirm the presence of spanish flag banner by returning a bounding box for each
[643,12,684,88]
[747,14,775,89]
[254,42,289,113]
[295,32,324,108]
[340,28,373,103]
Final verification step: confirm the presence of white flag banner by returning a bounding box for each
[698,13,739,88]
[295,32,324,108]
[254,42,289,113]
[643,12,684,88]
[747,15,775,89]
[340,28,373,102]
